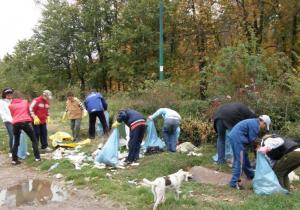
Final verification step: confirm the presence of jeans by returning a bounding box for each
[215,119,227,164]
[273,151,300,190]
[229,137,254,187]
[4,122,14,153]
[127,125,146,162]
[70,119,81,141]
[12,122,40,161]
[33,124,48,149]
[88,111,108,139]
[163,118,180,152]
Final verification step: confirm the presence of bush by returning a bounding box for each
[179,119,215,146]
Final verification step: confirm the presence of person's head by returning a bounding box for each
[42,90,53,100]
[259,115,271,131]
[12,90,24,99]
[2,87,14,99]
[66,91,74,101]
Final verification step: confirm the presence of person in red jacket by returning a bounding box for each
[9,92,41,165]
[29,90,52,151]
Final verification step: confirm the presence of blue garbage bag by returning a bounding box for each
[96,111,110,136]
[212,130,233,162]
[17,131,28,159]
[95,128,119,167]
[143,120,165,150]
[252,153,288,195]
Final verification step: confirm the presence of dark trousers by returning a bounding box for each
[273,151,300,190]
[4,122,14,153]
[215,119,227,164]
[33,124,48,149]
[12,122,40,161]
[127,125,146,162]
[88,111,108,139]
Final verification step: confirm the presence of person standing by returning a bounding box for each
[84,90,108,139]
[228,115,271,189]
[0,88,14,156]
[148,108,181,152]
[112,109,146,163]
[29,90,52,151]
[213,103,257,164]
[62,91,85,141]
[258,135,300,190]
[9,92,41,165]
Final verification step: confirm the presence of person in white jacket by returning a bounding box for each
[0,88,14,156]
[148,108,181,152]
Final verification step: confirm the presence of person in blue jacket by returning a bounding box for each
[228,115,271,189]
[84,90,108,139]
[112,109,146,163]
[148,108,181,152]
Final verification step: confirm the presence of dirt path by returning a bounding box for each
[0,153,124,210]
[190,166,251,186]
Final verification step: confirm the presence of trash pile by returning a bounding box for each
[51,145,93,170]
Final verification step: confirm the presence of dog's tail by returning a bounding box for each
[141,178,156,187]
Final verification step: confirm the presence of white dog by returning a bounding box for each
[142,169,192,210]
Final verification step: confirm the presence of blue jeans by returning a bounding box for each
[33,124,48,149]
[215,119,227,164]
[229,137,254,187]
[4,122,14,153]
[163,118,180,152]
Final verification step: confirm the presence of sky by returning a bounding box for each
[0,0,42,59]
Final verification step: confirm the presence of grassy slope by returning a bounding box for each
[1,101,300,210]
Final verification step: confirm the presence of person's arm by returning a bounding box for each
[248,122,260,143]
[29,99,37,118]
[74,98,85,111]
[149,108,164,120]
[101,97,108,111]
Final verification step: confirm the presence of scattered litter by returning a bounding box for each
[176,142,197,153]
[128,180,138,185]
[55,173,63,179]
[187,152,203,157]
[106,173,112,179]
[93,162,106,169]
[130,162,140,166]
[84,177,90,182]
[119,138,127,147]
[52,148,65,160]
[223,198,233,202]
[48,162,60,171]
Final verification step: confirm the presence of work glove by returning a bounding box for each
[33,116,41,125]
[112,121,121,128]
[62,112,67,122]
[258,146,269,154]
[83,109,88,118]
[46,116,51,124]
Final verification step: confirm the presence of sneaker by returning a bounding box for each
[43,147,53,152]
[35,158,41,162]
[11,160,21,165]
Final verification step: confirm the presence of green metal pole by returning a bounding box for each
[159,0,164,80]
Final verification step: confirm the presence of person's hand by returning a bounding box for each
[148,116,153,120]
[61,112,67,122]
[46,116,51,124]
[258,146,269,154]
[33,116,41,125]
[112,121,121,128]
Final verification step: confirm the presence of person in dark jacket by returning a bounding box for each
[228,115,271,189]
[84,90,108,139]
[258,134,300,190]
[112,109,146,163]
[213,103,256,164]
